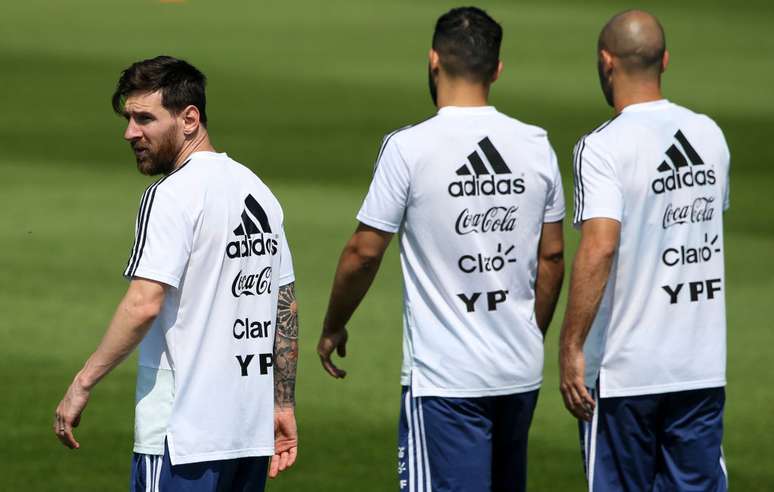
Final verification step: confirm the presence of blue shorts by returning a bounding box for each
[580,386,728,492]
[398,385,539,492]
[130,441,269,492]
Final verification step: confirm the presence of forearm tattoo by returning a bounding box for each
[274,282,298,407]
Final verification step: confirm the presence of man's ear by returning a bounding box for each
[491,60,504,83]
[661,49,670,74]
[599,49,615,73]
[181,105,201,137]
[428,48,441,72]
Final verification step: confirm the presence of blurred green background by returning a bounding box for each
[1,0,772,490]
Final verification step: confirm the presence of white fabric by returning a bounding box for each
[573,100,730,397]
[125,151,295,464]
[357,106,565,397]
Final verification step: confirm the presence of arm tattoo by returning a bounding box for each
[274,282,298,407]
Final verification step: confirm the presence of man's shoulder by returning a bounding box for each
[380,115,440,146]
[494,111,549,140]
[575,113,636,156]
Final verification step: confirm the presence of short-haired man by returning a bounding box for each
[54,56,299,490]
[559,11,730,491]
[317,8,565,491]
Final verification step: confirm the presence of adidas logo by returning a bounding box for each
[448,137,526,197]
[226,194,278,259]
[651,130,715,195]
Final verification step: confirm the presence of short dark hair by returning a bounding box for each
[432,7,503,83]
[112,55,208,126]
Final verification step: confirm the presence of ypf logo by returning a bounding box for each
[651,130,716,194]
[226,194,279,259]
[448,137,525,197]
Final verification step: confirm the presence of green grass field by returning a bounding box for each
[1,0,773,490]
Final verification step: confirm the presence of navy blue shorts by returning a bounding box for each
[398,385,539,492]
[130,442,269,492]
[580,386,727,492]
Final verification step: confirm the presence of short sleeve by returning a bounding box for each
[572,136,623,228]
[277,225,295,287]
[543,143,566,223]
[722,136,731,212]
[124,184,193,288]
[355,136,410,233]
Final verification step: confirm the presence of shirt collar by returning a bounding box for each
[621,99,671,113]
[437,105,497,116]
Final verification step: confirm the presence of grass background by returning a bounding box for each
[0,0,772,490]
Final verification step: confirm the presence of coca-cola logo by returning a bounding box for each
[231,267,272,297]
[455,206,518,235]
[662,196,715,229]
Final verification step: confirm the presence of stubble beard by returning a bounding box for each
[134,124,181,176]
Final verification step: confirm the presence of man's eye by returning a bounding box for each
[136,115,153,124]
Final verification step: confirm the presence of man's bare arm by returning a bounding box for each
[534,221,565,335]
[317,223,393,378]
[274,282,299,408]
[54,278,166,449]
[559,218,620,421]
[271,282,299,479]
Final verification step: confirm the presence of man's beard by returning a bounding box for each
[597,59,615,108]
[428,63,438,106]
[133,126,180,176]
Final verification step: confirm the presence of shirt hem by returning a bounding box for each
[543,211,565,223]
[409,380,542,398]
[599,378,726,398]
[127,268,181,289]
[168,446,275,465]
[278,273,295,286]
[572,208,622,229]
[356,213,400,234]
[133,444,164,455]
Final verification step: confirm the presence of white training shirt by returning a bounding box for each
[357,106,565,398]
[573,100,730,398]
[124,151,294,464]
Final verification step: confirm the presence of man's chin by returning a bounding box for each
[136,159,161,176]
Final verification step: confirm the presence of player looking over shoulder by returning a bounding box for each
[53,56,299,491]
[317,7,565,491]
[559,10,731,491]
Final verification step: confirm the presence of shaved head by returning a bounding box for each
[599,10,666,76]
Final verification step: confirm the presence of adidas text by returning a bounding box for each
[652,168,716,194]
[226,235,278,259]
[448,175,525,197]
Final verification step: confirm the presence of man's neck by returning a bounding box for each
[173,130,215,171]
[436,78,491,109]
[612,78,664,114]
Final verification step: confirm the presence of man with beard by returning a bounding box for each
[53,56,299,491]
[559,10,730,491]
[317,7,565,491]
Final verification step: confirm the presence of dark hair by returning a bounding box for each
[432,7,503,83]
[112,55,208,126]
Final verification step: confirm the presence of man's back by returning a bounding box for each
[358,106,564,397]
[574,99,730,397]
[129,151,294,464]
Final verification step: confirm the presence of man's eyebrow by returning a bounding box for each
[123,110,155,119]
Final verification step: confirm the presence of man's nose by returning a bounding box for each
[124,120,142,141]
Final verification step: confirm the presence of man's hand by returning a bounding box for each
[270,407,298,479]
[317,328,348,378]
[54,376,91,449]
[559,345,595,422]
